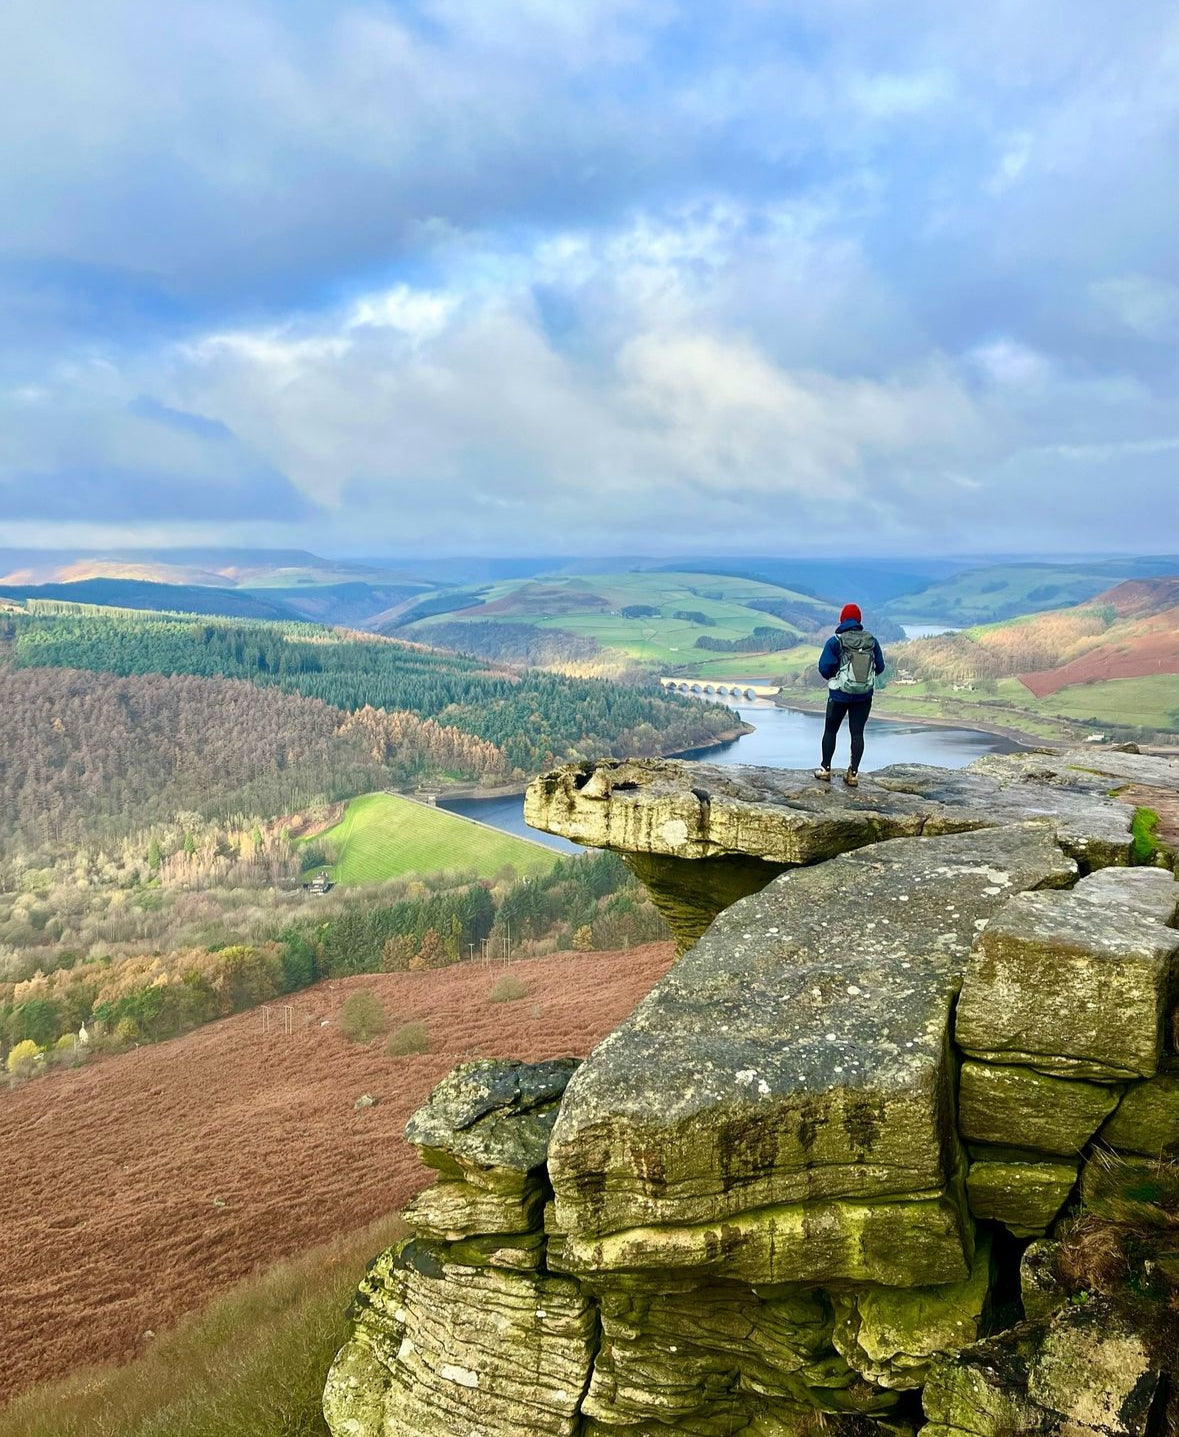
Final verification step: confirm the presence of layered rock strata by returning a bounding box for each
[954,866,1179,1236]
[326,752,1179,1437]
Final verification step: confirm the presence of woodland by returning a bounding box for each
[0,605,698,1070]
[4,610,735,779]
[1,849,665,1058]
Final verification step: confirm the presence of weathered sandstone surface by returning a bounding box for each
[522,753,1135,947]
[326,750,1179,1436]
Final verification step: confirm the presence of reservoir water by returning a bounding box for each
[899,623,961,639]
[440,696,1018,852]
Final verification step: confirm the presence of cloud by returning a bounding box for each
[0,379,317,521]
[0,0,1176,554]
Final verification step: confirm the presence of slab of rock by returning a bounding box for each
[1020,1239,1068,1323]
[403,1176,548,1242]
[955,868,1179,1082]
[957,1061,1121,1156]
[323,1237,598,1437]
[921,1299,1167,1437]
[970,746,1179,796]
[965,1156,1078,1237]
[1098,1072,1179,1157]
[832,1236,992,1391]
[405,1057,579,1185]
[524,756,1129,945]
[546,823,1075,1288]
[549,1189,974,1289]
[526,757,1131,868]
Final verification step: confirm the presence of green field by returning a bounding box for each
[406,570,834,669]
[860,673,1179,742]
[1024,674,1179,731]
[678,646,824,681]
[311,792,558,885]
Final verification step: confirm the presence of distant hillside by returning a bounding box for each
[883,557,1179,625]
[1015,578,1179,699]
[390,570,857,674]
[653,557,968,608]
[0,578,300,620]
[0,549,439,629]
[0,546,426,590]
[885,576,1179,734]
[244,581,429,626]
[5,607,738,806]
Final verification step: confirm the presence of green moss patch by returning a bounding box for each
[1131,807,1161,864]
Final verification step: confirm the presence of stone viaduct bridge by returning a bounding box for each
[660,677,781,699]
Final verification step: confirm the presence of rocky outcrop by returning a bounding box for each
[326,751,1179,1437]
[323,1059,597,1437]
[522,753,1138,947]
[545,824,1074,1288]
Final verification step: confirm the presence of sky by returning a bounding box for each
[1,0,1176,558]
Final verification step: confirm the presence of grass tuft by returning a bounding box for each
[386,1021,429,1056]
[488,975,529,1004]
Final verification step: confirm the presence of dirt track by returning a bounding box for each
[1,943,675,1403]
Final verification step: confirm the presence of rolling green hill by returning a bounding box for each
[883,557,1179,626]
[310,793,558,885]
[392,571,848,673]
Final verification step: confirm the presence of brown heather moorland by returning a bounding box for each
[0,942,675,1405]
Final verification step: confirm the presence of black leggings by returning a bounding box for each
[821,696,872,772]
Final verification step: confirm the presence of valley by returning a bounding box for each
[2,546,1176,1435]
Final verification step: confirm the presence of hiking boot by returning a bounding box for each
[814,767,832,781]
[843,769,859,787]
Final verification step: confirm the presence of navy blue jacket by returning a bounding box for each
[818,620,885,704]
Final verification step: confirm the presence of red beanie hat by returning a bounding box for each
[840,603,862,624]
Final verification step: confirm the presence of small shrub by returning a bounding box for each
[489,975,528,1004]
[52,1033,79,1066]
[386,1021,429,1056]
[571,925,595,952]
[6,1039,39,1079]
[338,990,389,1044]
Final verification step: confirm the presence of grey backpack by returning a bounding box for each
[832,630,877,695]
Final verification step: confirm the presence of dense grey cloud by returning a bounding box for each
[0,0,1175,554]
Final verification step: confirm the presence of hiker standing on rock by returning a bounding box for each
[814,604,885,787]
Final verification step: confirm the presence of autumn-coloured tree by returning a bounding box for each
[381,934,416,972]
[414,929,448,970]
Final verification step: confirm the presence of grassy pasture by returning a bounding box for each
[0,1218,405,1437]
[1029,673,1179,730]
[311,791,557,885]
